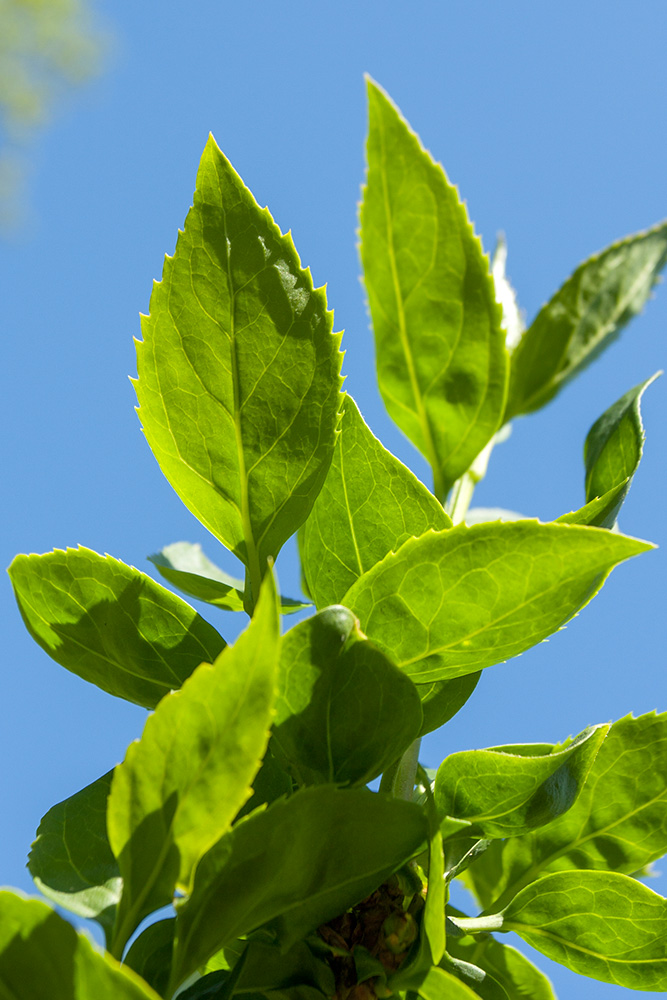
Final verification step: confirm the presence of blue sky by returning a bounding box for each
[2,4,666,998]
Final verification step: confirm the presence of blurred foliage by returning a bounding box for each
[0,0,107,228]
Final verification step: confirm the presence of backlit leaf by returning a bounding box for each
[434,725,608,837]
[360,79,507,500]
[463,712,667,913]
[273,605,422,786]
[149,541,308,614]
[0,890,160,1000]
[8,546,225,708]
[506,221,667,419]
[28,771,120,946]
[342,521,652,684]
[135,135,343,604]
[446,934,556,1000]
[503,870,667,991]
[300,394,451,608]
[107,570,280,956]
[416,673,481,736]
[583,372,659,528]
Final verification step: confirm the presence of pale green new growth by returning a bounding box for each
[6,80,667,1000]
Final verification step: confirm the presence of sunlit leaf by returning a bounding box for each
[360,78,507,499]
[342,521,652,683]
[503,870,667,991]
[0,890,160,999]
[135,135,343,604]
[149,541,308,614]
[434,725,608,837]
[506,222,667,418]
[8,546,225,708]
[300,394,451,608]
[463,712,667,913]
[28,771,120,946]
[107,571,280,956]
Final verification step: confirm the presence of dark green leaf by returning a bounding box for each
[300,394,450,608]
[342,521,652,684]
[0,890,160,999]
[123,918,175,997]
[583,372,659,527]
[107,571,280,956]
[28,771,120,945]
[503,870,667,990]
[135,135,343,605]
[8,546,226,709]
[234,748,292,823]
[506,221,667,419]
[273,605,422,786]
[416,674,481,736]
[463,712,667,913]
[446,935,556,1000]
[360,79,507,500]
[149,542,308,614]
[434,725,608,837]
[556,482,628,528]
[170,787,428,989]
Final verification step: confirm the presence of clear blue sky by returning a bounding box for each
[2,4,666,998]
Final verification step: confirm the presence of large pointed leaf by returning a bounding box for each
[463,712,667,913]
[135,135,343,604]
[360,79,507,500]
[0,890,160,1000]
[107,571,280,957]
[8,546,226,708]
[300,394,451,608]
[28,771,120,945]
[342,521,652,684]
[434,725,608,838]
[503,870,667,991]
[506,221,667,418]
[170,787,428,990]
[272,605,422,786]
[149,541,308,614]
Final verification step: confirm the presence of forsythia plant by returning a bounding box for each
[6,78,667,1000]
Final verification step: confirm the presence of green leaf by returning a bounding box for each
[299,394,451,608]
[342,521,652,684]
[205,941,335,997]
[359,78,508,500]
[272,605,423,786]
[27,771,120,945]
[234,747,293,823]
[149,542,309,614]
[123,918,175,998]
[446,934,556,1000]
[503,870,667,991]
[463,712,667,913]
[506,221,667,419]
[583,372,660,527]
[415,965,485,1000]
[107,570,280,957]
[135,134,343,605]
[170,787,428,990]
[416,673,481,736]
[434,725,608,837]
[8,546,226,709]
[0,890,160,1000]
[555,481,628,528]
